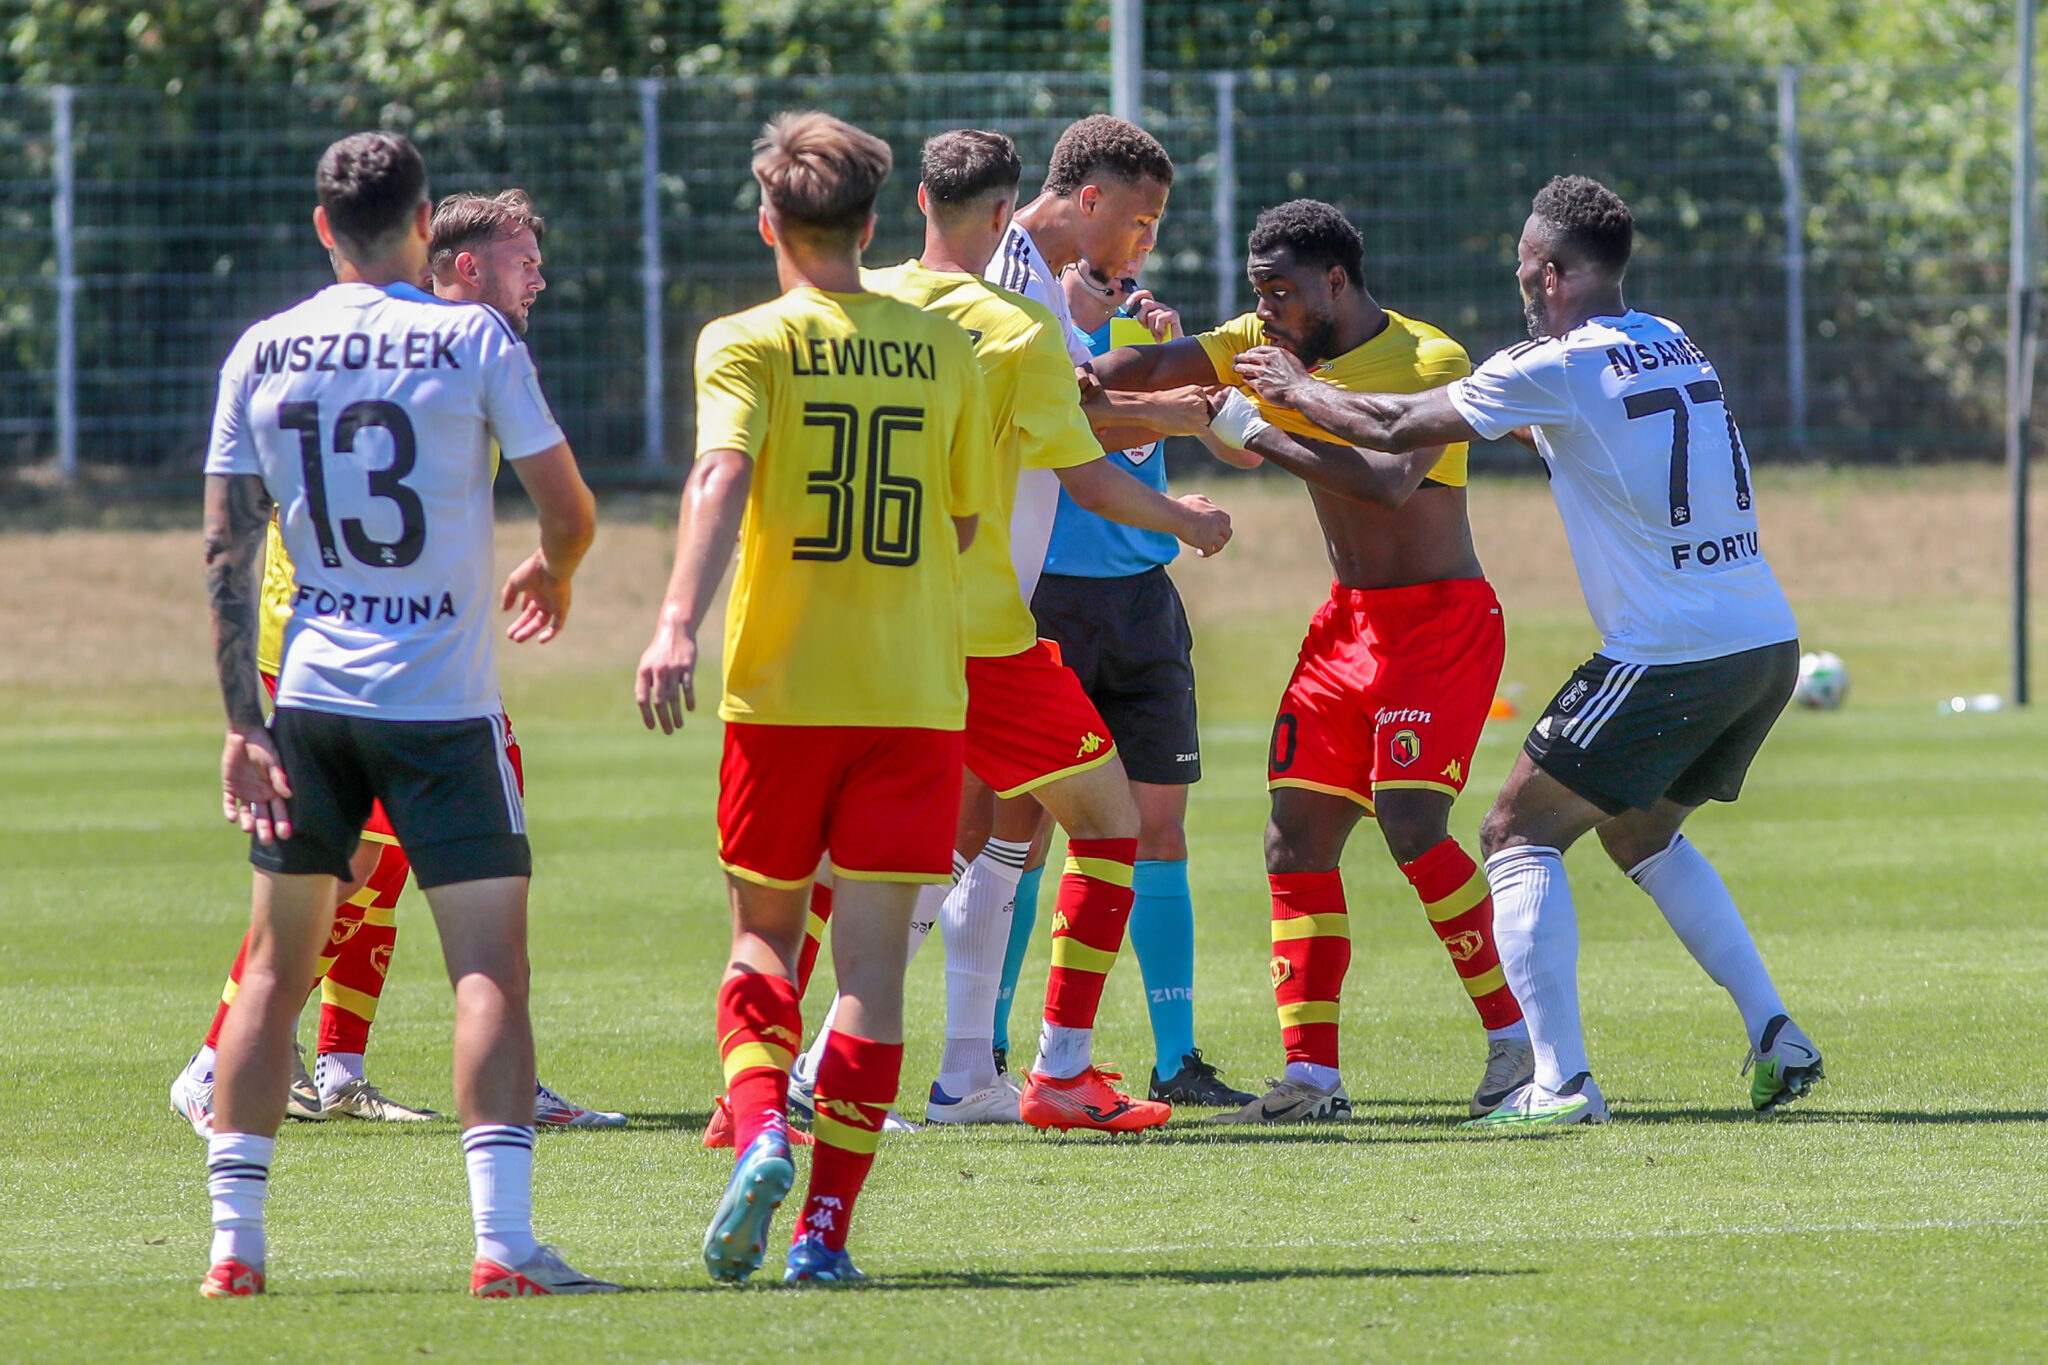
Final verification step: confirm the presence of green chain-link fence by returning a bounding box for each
[0,62,2025,478]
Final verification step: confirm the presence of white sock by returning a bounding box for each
[192,1045,218,1083]
[315,1051,364,1099]
[1032,1023,1092,1079]
[937,838,1029,1096]
[796,995,841,1085]
[1628,834,1788,1048]
[206,1131,274,1267]
[906,867,956,967]
[462,1124,538,1268]
[1285,1061,1342,1091]
[1485,1020,1532,1043]
[1486,845,1589,1091]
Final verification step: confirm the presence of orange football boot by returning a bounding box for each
[198,1258,264,1298]
[1019,1067,1170,1132]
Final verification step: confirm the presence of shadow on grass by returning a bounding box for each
[582,1263,1534,1296]
[1615,1105,2048,1126]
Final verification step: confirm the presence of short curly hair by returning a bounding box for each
[1042,115,1173,198]
[316,131,428,261]
[1531,175,1633,275]
[1246,199,1366,289]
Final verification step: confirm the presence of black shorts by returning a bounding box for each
[1524,641,1799,815]
[1031,566,1200,785]
[253,706,531,888]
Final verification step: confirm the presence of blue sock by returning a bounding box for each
[992,863,1044,1056]
[1129,858,1197,1081]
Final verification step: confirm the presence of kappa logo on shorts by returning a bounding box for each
[1558,678,1592,713]
[1390,728,1421,767]
[1444,930,1486,962]
[1270,956,1293,990]
[1440,759,1464,785]
[1075,732,1107,759]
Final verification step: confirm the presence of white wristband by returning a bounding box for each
[1209,389,1272,449]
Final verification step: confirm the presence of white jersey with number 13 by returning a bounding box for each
[204,281,565,721]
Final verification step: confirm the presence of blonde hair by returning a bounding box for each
[752,111,893,244]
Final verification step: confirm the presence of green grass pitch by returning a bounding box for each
[3,582,2046,1361]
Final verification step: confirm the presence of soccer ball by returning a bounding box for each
[1794,650,1849,710]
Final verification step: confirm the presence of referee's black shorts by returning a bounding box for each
[1031,566,1200,786]
[253,706,532,887]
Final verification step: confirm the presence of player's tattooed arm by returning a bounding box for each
[203,472,293,843]
[203,473,274,732]
[1233,345,1478,454]
[636,447,751,735]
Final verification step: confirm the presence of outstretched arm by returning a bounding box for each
[636,448,750,734]
[204,472,292,843]
[1240,426,1446,509]
[1234,345,1477,453]
[1089,336,1222,394]
[1055,457,1233,557]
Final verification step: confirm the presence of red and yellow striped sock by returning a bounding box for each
[1269,870,1350,1069]
[716,971,802,1154]
[796,1031,901,1252]
[202,943,247,1051]
[1401,838,1522,1031]
[796,879,834,1000]
[1043,837,1138,1029]
[316,836,408,1055]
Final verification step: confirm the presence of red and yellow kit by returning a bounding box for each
[693,285,996,885]
[1268,578,1504,809]
[863,261,1118,798]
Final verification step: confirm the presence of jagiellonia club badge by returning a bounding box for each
[1390,728,1421,767]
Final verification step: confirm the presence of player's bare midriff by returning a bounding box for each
[1309,480,1482,590]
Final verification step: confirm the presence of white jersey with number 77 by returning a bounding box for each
[203,281,565,721]
[1446,309,1798,666]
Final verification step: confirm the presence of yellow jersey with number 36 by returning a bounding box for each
[695,286,996,729]
[1196,309,1473,487]
[862,261,1101,658]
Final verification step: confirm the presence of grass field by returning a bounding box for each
[4,469,2047,1361]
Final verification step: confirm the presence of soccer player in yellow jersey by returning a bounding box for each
[1092,200,1534,1123]
[170,190,624,1132]
[784,130,1233,1133]
[634,112,995,1286]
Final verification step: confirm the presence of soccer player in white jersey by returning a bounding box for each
[1232,175,1823,1128]
[198,132,614,1297]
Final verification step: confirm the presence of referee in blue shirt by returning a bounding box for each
[990,262,1260,1107]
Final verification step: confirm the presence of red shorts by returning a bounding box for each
[718,723,965,888]
[1267,578,1505,811]
[259,670,523,850]
[964,641,1119,799]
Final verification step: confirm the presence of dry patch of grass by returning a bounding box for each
[0,466,2035,694]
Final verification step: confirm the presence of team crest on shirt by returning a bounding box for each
[1269,956,1293,990]
[1444,930,1485,963]
[1390,729,1421,767]
[1558,678,1592,713]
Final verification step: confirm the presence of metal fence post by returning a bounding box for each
[1777,64,1807,459]
[639,78,665,473]
[1111,0,1143,122]
[1211,71,1237,323]
[2010,5,2039,707]
[51,84,77,483]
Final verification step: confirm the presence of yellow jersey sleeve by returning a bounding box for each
[1200,310,1473,488]
[946,339,998,519]
[256,514,295,677]
[693,318,772,458]
[1195,313,1267,386]
[1015,321,1101,473]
